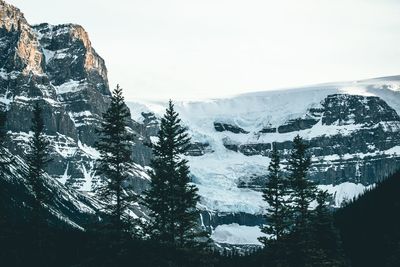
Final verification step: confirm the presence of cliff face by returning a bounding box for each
[0,1,45,76]
[0,0,152,195]
[225,94,400,187]
[33,23,112,147]
[130,77,400,227]
[33,23,109,94]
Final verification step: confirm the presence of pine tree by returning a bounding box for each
[287,135,316,228]
[309,190,347,267]
[259,145,291,267]
[95,85,134,234]
[144,100,206,247]
[286,135,317,267]
[259,145,289,245]
[26,102,51,222]
[175,160,203,247]
[25,103,51,267]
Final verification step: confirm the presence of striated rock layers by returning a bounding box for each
[0,0,152,195]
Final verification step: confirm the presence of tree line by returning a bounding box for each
[259,138,348,266]
[93,85,209,248]
[0,85,360,266]
[0,86,211,266]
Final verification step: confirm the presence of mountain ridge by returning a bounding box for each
[0,0,151,228]
[2,0,400,245]
[128,76,400,244]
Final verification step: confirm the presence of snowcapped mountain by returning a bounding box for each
[0,0,152,191]
[2,0,400,245]
[0,0,150,226]
[129,76,400,244]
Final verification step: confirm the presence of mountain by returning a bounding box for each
[129,76,400,244]
[0,147,99,229]
[2,0,400,246]
[0,0,150,227]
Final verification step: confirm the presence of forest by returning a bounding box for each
[0,86,399,267]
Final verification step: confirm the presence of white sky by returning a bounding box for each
[7,0,400,101]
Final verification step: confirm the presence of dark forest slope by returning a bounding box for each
[335,170,400,267]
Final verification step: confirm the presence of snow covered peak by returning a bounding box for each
[132,76,400,134]
[33,23,109,95]
[130,76,400,216]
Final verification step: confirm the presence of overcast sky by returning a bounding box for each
[7,0,400,101]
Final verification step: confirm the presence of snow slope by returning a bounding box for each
[128,76,400,215]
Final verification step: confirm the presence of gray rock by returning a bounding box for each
[259,126,276,133]
[232,94,400,187]
[214,122,249,134]
[278,118,319,133]
[187,142,213,156]
[0,1,152,195]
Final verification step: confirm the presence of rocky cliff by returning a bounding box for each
[130,78,400,244]
[0,0,152,197]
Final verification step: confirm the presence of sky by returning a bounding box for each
[7,0,400,101]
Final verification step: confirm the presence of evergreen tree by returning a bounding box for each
[144,100,206,247]
[286,135,317,266]
[287,135,316,228]
[259,145,290,266]
[26,103,51,221]
[95,85,134,233]
[175,159,204,247]
[25,103,51,267]
[258,145,289,244]
[309,190,347,266]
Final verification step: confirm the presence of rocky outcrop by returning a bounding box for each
[322,94,399,126]
[223,139,271,156]
[214,122,249,134]
[0,0,152,194]
[277,117,319,133]
[277,106,323,133]
[259,126,276,133]
[33,23,109,95]
[0,0,45,76]
[187,142,213,156]
[219,94,400,187]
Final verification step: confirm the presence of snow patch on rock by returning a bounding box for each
[211,223,266,245]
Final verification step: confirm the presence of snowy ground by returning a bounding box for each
[127,76,400,216]
[211,223,266,245]
[319,182,374,207]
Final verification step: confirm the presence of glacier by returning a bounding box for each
[127,75,400,216]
